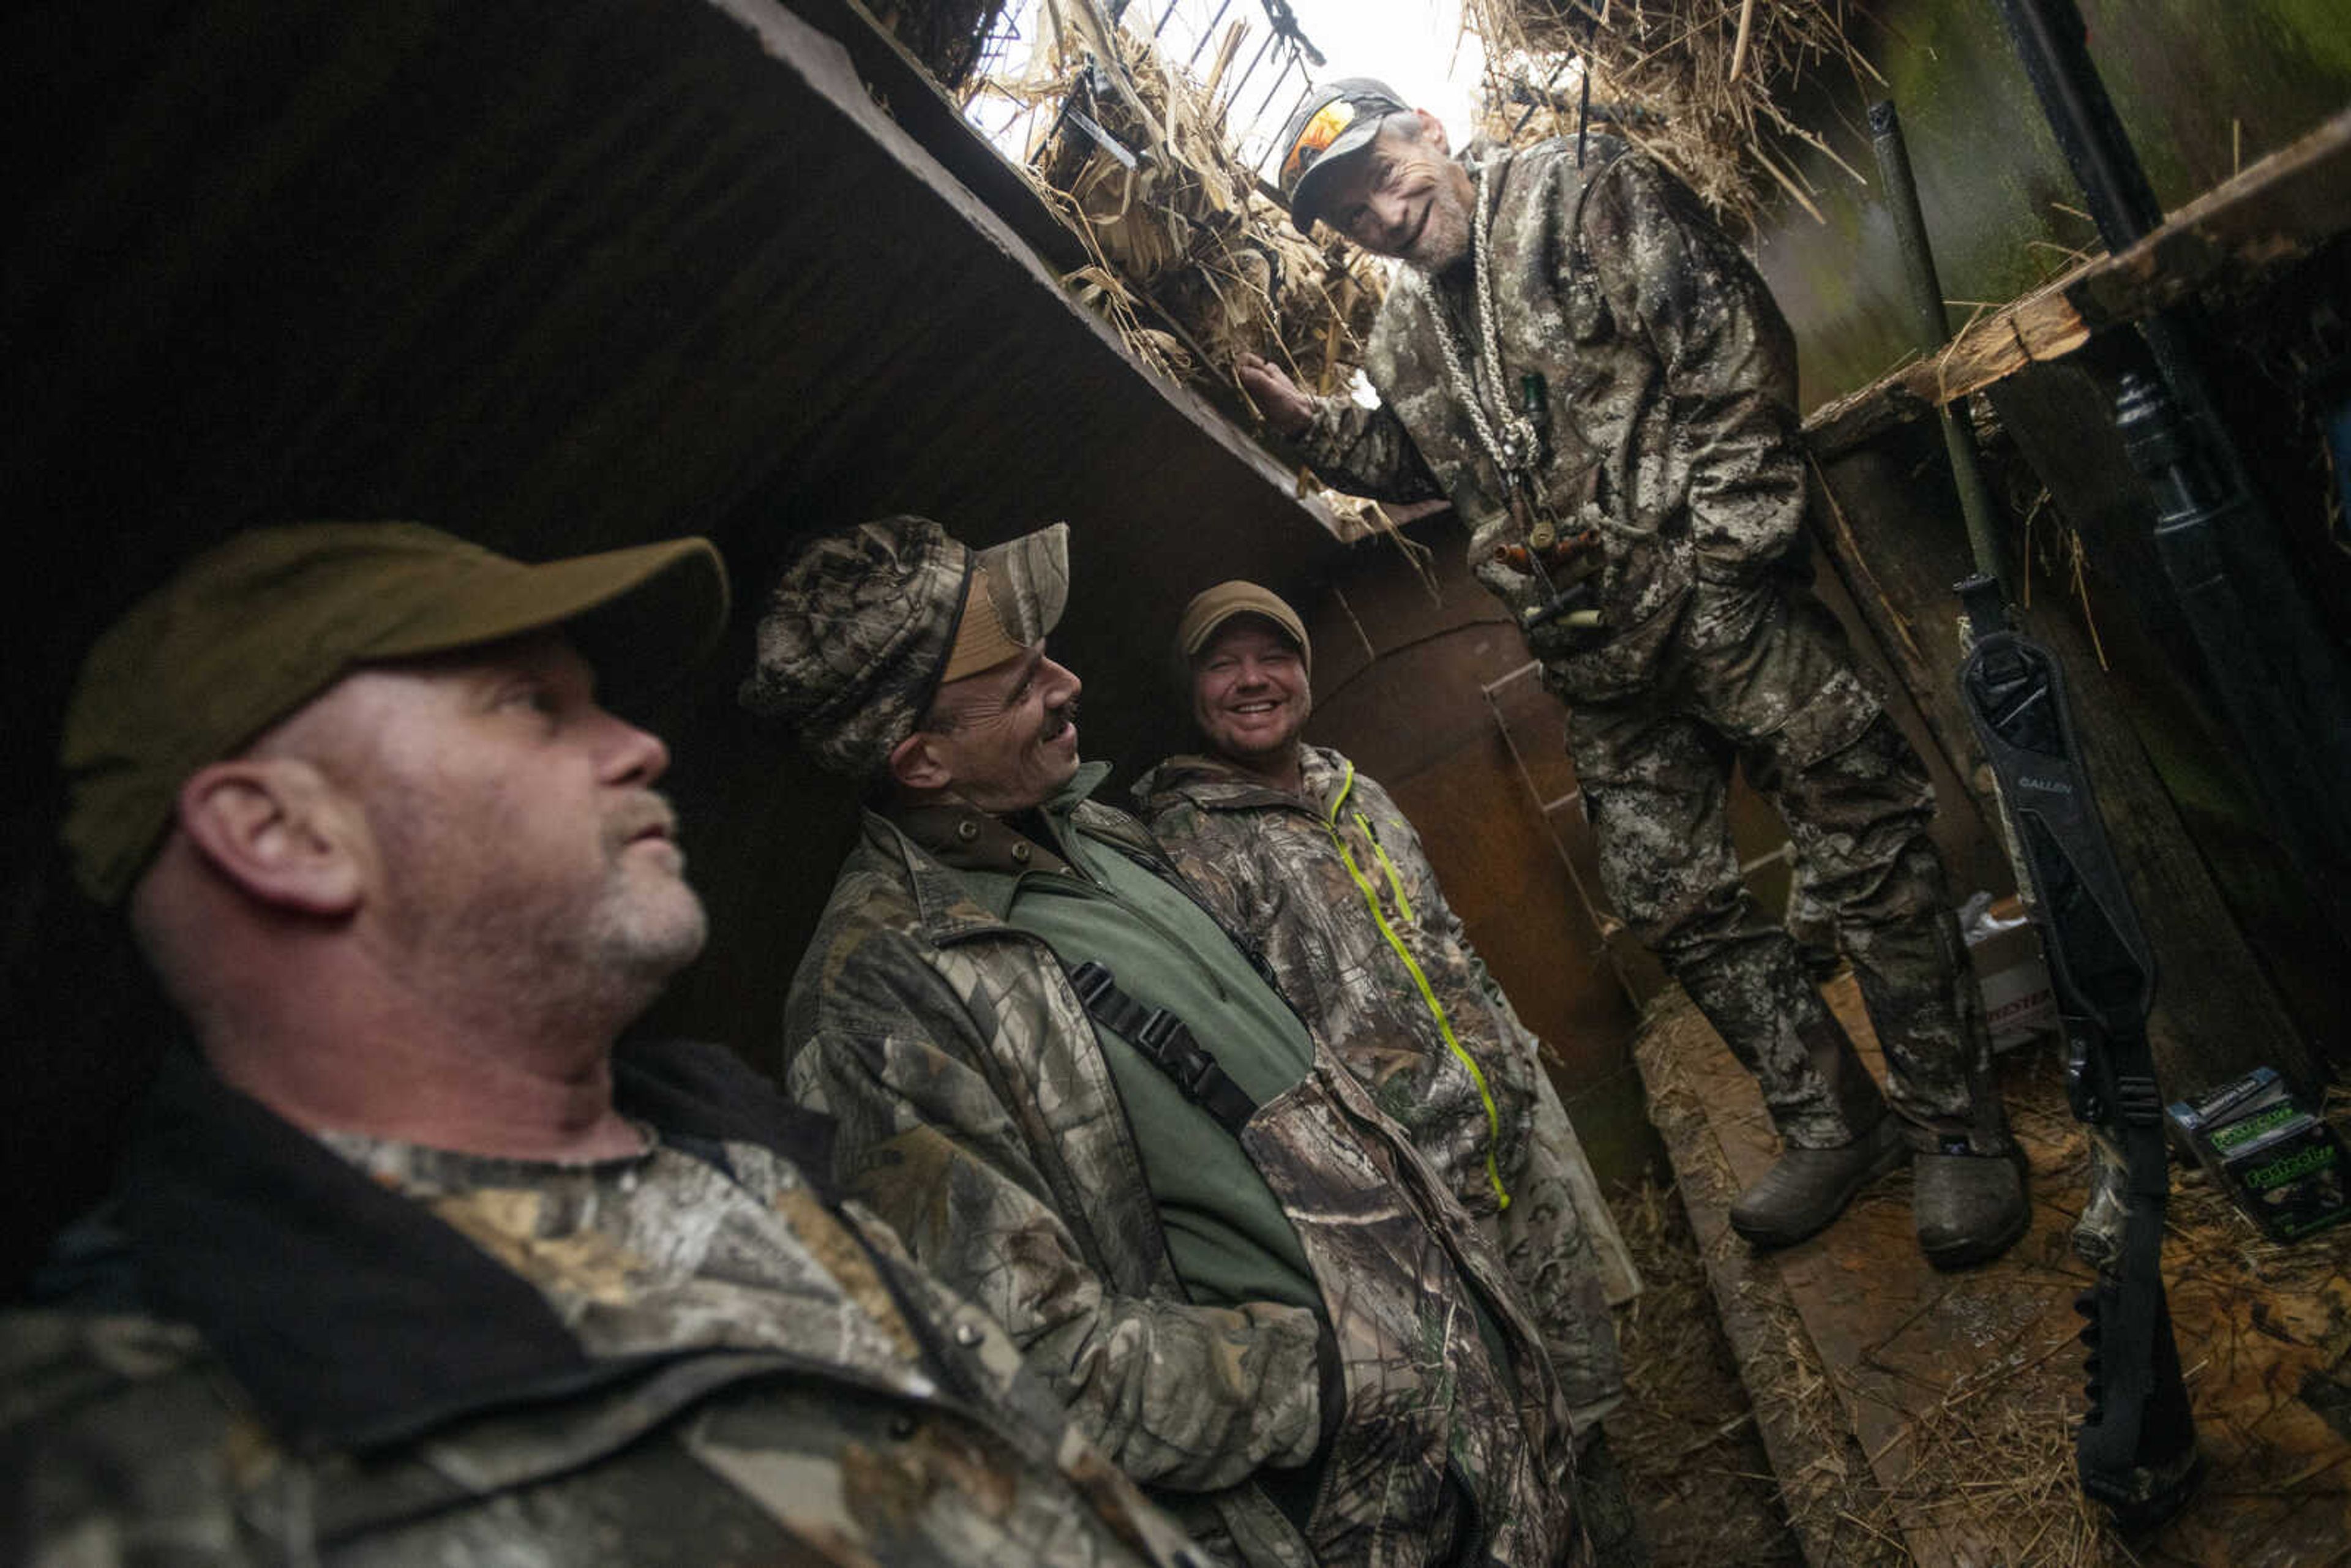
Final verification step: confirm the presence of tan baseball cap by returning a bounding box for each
[1177,580,1312,676]
[61,522,729,905]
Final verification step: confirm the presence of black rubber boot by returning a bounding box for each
[1914,1137,2029,1270]
[1727,1115,1910,1249]
[1572,1425,1651,1567]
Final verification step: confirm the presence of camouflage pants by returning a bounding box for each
[1565,582,2001,1152]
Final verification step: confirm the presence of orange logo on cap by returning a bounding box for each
[1281,99,1359,186]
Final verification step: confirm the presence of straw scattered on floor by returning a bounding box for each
[1640,986,2351,1566]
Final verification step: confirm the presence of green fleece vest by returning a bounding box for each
[967,809,1321,1320]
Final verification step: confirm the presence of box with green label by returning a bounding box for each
[2216,1112,2351,1242]
[2167,1067,2351,1242]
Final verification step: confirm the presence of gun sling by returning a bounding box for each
[1063,960,1261,1136]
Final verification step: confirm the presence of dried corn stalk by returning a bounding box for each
[1463,0,1881,227]
[1005,0,1386,402]
[973,1,1437,553]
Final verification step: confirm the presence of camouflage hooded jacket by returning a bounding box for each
[1134,745,1632,1425]
[1,1043,1203,1568]
[785,798,1585,1568]
[1297,135,1812,705]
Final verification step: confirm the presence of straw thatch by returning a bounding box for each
[984,0,1409,539]
[1013,0,1385,396]
[1461,0,1881,227]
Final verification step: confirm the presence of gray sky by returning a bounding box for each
[1267,0,1485,151]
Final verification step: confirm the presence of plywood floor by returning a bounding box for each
[1633,977,2351,1566]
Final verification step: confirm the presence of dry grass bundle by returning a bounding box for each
[1461,0,1882,227]
[866,0,1018,94]
[981,0,1409,542]
[999,0,1387,402]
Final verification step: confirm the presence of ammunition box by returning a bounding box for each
[2218,1114,2351,1242]
[2166,1065,2289,1138]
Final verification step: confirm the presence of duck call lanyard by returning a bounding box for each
[1426,163,1565,551]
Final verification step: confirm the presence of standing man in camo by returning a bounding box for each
[1135,580,1646,1565]
[741,516,1587,1568]
[1236,80,2025,1268]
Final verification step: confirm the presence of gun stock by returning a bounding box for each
[1957,587,2202,1530]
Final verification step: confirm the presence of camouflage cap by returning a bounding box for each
[1275,77,1413,233]
[740,517,1070,781]
[1177,580,1312,677]
[61,522,730,906]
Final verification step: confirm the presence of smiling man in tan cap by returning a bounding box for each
[750,516,1589,1568]
[6,521,1209,1568]
[1138,580,1646,1566]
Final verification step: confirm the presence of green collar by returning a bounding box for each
[882,761,1117,921]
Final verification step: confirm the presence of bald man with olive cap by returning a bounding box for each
[3,522,1208,1568]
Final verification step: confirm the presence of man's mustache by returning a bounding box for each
[1041,698,1080,741]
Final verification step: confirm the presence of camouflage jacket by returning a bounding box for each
[1297,136,1810,705]
[1134,746,1633,1425]
[785,793,1584,1568]
[1,1043,1204,1568]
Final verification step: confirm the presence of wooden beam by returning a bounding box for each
[786,0,1093,274]
[1806,104,2351,457]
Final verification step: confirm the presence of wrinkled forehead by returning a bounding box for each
[264,630,588,754]
[1327,121,1420,193]
[388,626,586,679]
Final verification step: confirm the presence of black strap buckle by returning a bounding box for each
[1155,1034,1218,1097]
[1130,1008,1184,1058]
[1060,958,1259,1135]
[1067,960,1118,1011]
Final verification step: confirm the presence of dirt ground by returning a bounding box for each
[1605,1176,1809,1566]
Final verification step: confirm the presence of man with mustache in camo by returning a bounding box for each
[746,516,1589,1568]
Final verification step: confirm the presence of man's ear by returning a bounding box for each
[887,729,953,795]
[1418,108,1451,156]
[174,757,366,917]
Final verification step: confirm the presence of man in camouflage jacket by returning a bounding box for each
[1136,582,1648,1565]
[1238,80,2025,1268]
[6,523,1201,1568]
[742,517,1588,1568]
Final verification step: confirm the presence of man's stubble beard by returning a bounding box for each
[373,800,708,1032]
[1405,192,1471,273]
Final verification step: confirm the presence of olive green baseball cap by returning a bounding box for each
[61,521,730,905]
